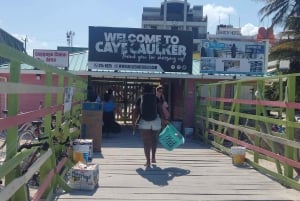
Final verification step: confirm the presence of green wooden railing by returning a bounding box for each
[195,73,300,190]
[0,43,87,200]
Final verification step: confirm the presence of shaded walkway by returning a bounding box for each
[52,126,300,201]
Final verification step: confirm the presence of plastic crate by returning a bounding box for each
[159,124,185,151]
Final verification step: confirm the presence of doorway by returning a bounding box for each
[90,77,161,124]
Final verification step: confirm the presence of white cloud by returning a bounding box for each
[27,40,49,56]
[13,33,49,56]
[203,4,260,37]
[12,33,27,43]
[204,4,236,34]
[241,23,259,36]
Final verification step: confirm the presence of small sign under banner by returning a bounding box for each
[87,61,164,72]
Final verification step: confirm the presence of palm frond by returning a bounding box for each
[257,0,298,27]
[285,16,300,32]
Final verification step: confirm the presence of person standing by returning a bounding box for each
[133,84,164,167]
[156,85,169,127]
[96,92,101,103]
[102,92,115,138]
[107,88,114,102]
[231,43,237,58]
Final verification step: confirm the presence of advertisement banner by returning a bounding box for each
[88,26,193,74]
[200,40,266,75]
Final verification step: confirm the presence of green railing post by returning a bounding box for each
[205,85,212,142]
[195,84,204,142]
[220,81,241,145]
[216,83,226,144]
[39,71,56,199]
[6,61,29,201]
[279,75,284,117]
[233,82,241,141]
[54,74,65,143]
[256,79,282,174]
[284,76,296,178]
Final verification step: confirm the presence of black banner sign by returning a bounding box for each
[88,26,193,74]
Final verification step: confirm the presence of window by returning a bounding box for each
[193,44,199,51]
[192,27,199,39]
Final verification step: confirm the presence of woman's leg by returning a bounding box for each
[151,130,159,163]
[140,129,152,166]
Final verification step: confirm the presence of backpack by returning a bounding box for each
[140,93,158,121]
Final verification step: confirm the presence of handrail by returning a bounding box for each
[0,149,52,201]
[0,42,86,200]
[195,73,300,190]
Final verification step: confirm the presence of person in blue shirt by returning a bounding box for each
[102,92,115,138]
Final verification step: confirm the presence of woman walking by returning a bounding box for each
[133,84,165,167]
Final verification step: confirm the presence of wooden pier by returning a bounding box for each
[52,126,300,201]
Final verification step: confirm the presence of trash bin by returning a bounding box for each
[82,102,103,152]
[171,120,182,133]
[230,146,246,165]
[184,127,194,141]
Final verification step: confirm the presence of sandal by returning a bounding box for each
[144,162,151,167]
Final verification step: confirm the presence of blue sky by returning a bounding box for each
[0,0,276,55]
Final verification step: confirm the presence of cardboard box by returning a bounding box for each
[68,162,99,190]
[82,102,102,111]
[81,110,103,152]
[82,110,103,122]
[72,139,93,163]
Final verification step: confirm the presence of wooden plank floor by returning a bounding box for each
[52,126,300,201]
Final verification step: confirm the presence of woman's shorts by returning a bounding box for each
[138,116,161,131]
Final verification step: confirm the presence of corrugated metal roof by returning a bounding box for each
[69,50,89,71]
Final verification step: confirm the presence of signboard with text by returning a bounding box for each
[33,49,69,68]
[88,26,193,73]
[200,40,266,75]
